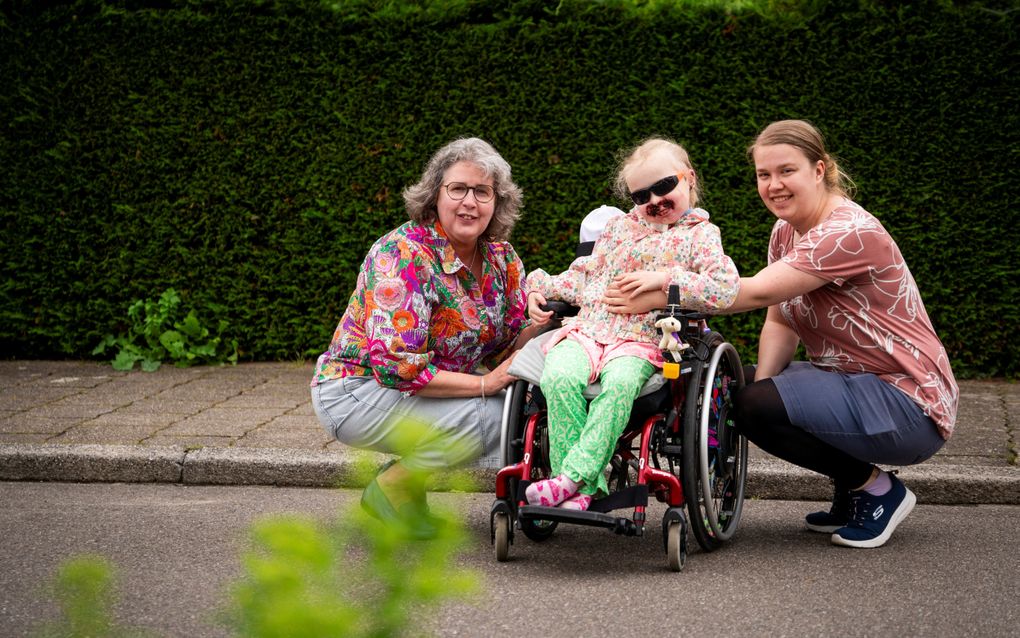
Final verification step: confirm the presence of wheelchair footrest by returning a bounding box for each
[519,505,642,536]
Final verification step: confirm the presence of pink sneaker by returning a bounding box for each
[559,494,592,512]
[525,475,578,507]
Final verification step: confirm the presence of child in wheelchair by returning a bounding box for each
[524,137,740,512]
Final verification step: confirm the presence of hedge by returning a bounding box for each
[1,0,1017,377]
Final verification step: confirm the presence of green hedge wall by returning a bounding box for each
[2,0,1018,377]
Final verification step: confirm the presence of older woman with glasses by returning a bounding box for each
[311,137,543,538]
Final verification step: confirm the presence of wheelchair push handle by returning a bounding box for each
[656,284,711,378]
[659,284,708,324]
[666,283,681,307]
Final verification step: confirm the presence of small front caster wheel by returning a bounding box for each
[494,512,511,562]
[666,521,688,572]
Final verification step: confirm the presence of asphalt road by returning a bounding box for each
[1,482,1017,637]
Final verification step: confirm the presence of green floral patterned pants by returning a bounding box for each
[540,339,655,496]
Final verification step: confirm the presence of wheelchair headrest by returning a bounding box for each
[579,205,625,243]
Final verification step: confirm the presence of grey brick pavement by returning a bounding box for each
[0,360,1016,504]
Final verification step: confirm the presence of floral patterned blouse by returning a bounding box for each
[527,209,740,348]
[312,221,530,394]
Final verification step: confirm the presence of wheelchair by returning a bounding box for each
[489,286,748,572]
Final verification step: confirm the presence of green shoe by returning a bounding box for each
[360,477,439,540]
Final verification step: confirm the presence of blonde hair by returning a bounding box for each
[748,120,856,198]
[403,137,523,242]
[613,137,701,207]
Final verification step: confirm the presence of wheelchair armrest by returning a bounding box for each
[655,307,710,345]
[540,300,580,318]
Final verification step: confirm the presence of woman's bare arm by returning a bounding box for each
[415,357,517,398]
[754,306,801,380]
[727,261,827,314]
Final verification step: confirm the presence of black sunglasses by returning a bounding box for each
[629,173,685,206]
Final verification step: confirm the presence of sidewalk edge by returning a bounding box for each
[1,444,1016,505]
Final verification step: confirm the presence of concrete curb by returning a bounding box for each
[2,444,1016,505]
[744,458,1020,505]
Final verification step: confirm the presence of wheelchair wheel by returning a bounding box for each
[666,522,688,572]
[493,512,511,562]
[502,380,559,542]
[663,508,688,572]
[501,379,526,467]
[681,333,747,552]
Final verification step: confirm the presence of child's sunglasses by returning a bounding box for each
[629,173,685,206]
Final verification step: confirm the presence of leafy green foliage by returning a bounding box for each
[37,487,478,638]
[221,423,479,637]
[2,0,1017,377]
[91,289,238,371]
[36,421,481,637]
[222,502,477,637]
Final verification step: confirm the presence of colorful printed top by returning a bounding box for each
[769,200,959,438]
[312,221,530,395]
[527,209,740,359]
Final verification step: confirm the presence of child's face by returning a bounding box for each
[626,153,696,226]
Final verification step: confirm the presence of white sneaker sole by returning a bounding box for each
[806,522,842,534]
[830,488,917,548]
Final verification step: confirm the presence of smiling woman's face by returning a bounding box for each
[436,161,495,252]
[753,143,826,230]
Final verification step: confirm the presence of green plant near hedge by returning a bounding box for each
[91,288,238,371]
[2,0,1018,377]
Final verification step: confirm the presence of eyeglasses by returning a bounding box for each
[629,173,685,206]
[443,182,495,203]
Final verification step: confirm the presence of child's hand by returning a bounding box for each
[527,291,554,327]
[612,271,669,297]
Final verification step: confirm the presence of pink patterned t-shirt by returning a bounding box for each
[769,200,959,438]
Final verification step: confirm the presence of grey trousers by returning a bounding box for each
[311,375,504,471]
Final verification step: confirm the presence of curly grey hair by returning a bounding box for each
[404,137,523,242]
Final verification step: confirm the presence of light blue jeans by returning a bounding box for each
[311,375,504,471]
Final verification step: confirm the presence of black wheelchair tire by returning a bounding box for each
[504,379,559,542]
[681,332,747,552]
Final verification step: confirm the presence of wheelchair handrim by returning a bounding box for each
[698,341,746,541]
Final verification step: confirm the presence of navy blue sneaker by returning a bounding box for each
[831,473,916,548]
[805,485,851,533]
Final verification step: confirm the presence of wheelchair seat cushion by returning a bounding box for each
[508,331,667,400]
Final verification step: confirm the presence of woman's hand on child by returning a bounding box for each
[612,271,669,297]
[603,280,666,314]
[527,291,555,328]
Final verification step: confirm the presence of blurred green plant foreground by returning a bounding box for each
[36,504,477,637]
[35,433,481,637]
[2,0,1017,377]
